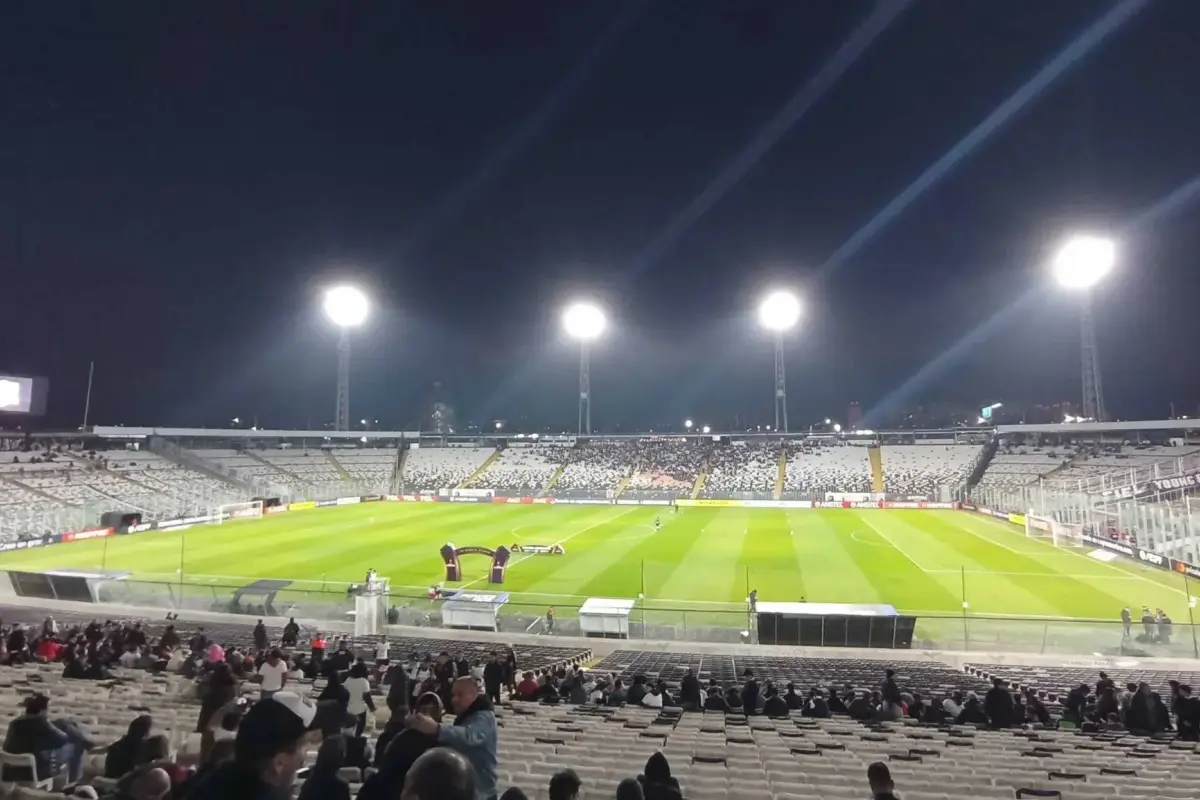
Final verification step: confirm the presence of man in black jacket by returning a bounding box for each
[253,620,269,652]
[740,670,760,716]
[784,683,804,711]
[679,669,701,711]
[483,653,505,705]
[359,693,444,800]
[762,687,788,718]
[984,677,1015,728]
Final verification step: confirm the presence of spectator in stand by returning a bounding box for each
[159,625,180,651]
[803,688,830,719]
[116,767,172,800]
[345,660,377,736]
[297,736,351,800]
[252,620,268,652]
[549,769,581,800]
[360,692,443,800]
[637,753,682,800]
[482,653,504,704]
[127,734,189,788]
[627,675,648,706]
[515,671,539,701]
[880,669,903,720]
[762,686,788,718]
[1095,684,1120,723]
[401,748,476,800]
[281,618,300,648]
[868,762,900,800]
[1024,688,1050,726]
[407,677,497,800]
[1063,683,1090,725]
[1176,684,1200,741]
[616,778,645,800]
[2,693,96,785]
[984,677,1016,728]
[1126,683,1170,734]
[847,690,873,722]
[704,686,731,713]
[741,670,760,715]
[956,693,989,725]
[783,683,803,711]
[106,714,153,778]
[641,684,664,709]
[256,649,288,700]
[187,691,317,799]
[679,668,701,711]
[608,679,629,707]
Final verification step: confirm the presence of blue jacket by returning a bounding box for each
[437,697,497,800]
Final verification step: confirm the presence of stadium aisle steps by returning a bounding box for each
[774,447,787,500]
[461,447,501,488]
[690,453,712,499]
[3,475,72,507]
[869,445,884,493]
[243,449,302,482]
[612,474,632,499]
[392,447,407,493]
[540,462,567,497]
[324,449,353,481]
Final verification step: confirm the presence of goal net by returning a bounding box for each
[216,500,264,523]
[1025,513,1084,548]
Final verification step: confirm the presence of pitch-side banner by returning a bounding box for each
[675,499,743,508]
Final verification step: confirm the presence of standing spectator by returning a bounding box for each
[1175,684,1200,742]
[252,620,268,652]
[406,677,497,800]
[185,691,318,799]
[504,647,518,695]
[545,607,555,634]
[483,652,505,704]
[637,753,681,800]
[256,650,288,701]
[679,669,701,711]
[281,618,300,648]
[984,678,1015,728]
[297,736,351,800]
[401,748,475,800]
[345,661,377,736]
[1024,688,1050,726]
[880,669,903,720]
[740,670,760,715]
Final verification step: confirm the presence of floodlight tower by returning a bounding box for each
[758,290,802,434]
[323,285,369,431]
[1053,235,1115,422]
[562,302,606,436]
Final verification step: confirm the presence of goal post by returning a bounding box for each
[1025,513,1084,548]
[216,500,264,523]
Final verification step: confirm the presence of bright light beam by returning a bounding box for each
[815,0,1153,279]
[1121,172,1200,237]
[395,0,646,255]
[621,0,914,280]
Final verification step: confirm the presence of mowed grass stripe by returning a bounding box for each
[791,512,880,605]
[578,508,712,602]
[845,511,963,612]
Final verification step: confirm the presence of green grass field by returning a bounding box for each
[0,504,1192,632]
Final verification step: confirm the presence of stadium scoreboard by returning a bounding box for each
[0,373,48,415]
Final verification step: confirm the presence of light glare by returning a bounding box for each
[758,290,801,331]
[562,302,606,341]
[1053,235,1115,289]
[324,285,369,327]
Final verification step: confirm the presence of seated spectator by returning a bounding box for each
[941,690,964,719]
[627,675,648,706]
[105,714,153,778]
[704,687,731,713]
[113,766,171,800]
[359,692,443,800]
[762,686,788,718]
[298,735,351,800]
[515,671,539,701]
[1094,684,1120,723]
[608,679,628,707]
[783,683,804,711]
[2,693,95,784]
[617,778,645,800]
[132,733,190,787]
[401,748,476,800]
[637,752,682,800]
[186,691,318,799]
[1063,683,1090,725]
[549,769,581,800]
[802,688,830,719]
[641,684,664,709]
[956,693,989,726]
[868,762,899,800]
[1024,688,1050,726]
[847,690,874,721]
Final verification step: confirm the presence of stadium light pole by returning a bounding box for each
[562,302,606,436]
[323,285,369,432]
[758,290,802,434]
[1052,235,1115,422]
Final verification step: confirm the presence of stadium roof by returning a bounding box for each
[995,419,1200,435]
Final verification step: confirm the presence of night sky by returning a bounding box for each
[3,1,1199,433]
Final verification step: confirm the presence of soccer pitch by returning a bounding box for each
[0,504,1191,630]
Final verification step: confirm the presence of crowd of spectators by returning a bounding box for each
[476,446,569,493]
[623,439,709,499]
[553,442,634,494]
[702,442,778,497]
[782,443,873,496]
[400,447,495,492]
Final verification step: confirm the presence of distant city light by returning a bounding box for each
[757,290,801,332]
[323,285,369,328]
[824,418,831,425]
[1053,235,1115,289]
[702,425,711,434]
[562,301,606,341]
[684,419,693,429]
[495,421,503,430]
[833,423,842,432]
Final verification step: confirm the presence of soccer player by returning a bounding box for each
[654,516,661,532]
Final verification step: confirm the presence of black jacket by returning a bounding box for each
[984,687,1015,728]
[357,729,438,800]
[182,761,290,800]
[740,681,760,715]
[483,661,504,687]
[296,773,351,800]
[762,695,789,718]
[680,674,701,706]
[104,733,142,778]
[704,693,730,713]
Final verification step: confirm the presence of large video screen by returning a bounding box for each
[0,374,48,415]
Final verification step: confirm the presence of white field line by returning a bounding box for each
[456,508,641,591]
[857,514,931,571]
[924,569,1143,580]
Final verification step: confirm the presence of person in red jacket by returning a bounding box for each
[515,672,539,701]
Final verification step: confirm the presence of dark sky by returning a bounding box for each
[3,1,1199,432]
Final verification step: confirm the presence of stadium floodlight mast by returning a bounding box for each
[323,285,369,432]
[562,301,606,436]
[1053,235,1115,422]
[757,290,802,434]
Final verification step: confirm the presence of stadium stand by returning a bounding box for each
[475,446,569,494]
[1052,444,1200,486]
[624,439,710,500]
[552,441,633,498]
[782,443,872,497]
[881,444,978,498]
[400,446,494,492]
[973,445,1073,489]
[702,441,779,498]
[325,447,397,491]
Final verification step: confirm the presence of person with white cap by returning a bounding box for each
[184,691,318,800]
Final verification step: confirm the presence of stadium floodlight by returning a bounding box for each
[702,425,711,434]
[684,419,693,430]
[757,289,802,434]
[1053,235,1115,421]
[562,301,607,435]
[833,423,842,433]
[323,284,370,432]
